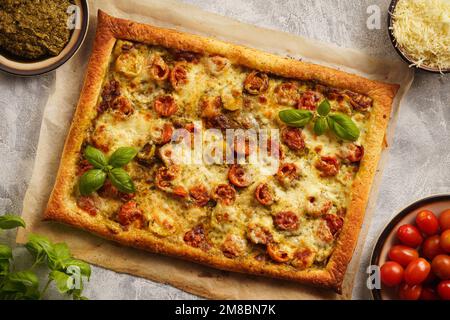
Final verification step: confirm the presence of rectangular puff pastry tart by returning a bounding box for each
[45,11,399,293]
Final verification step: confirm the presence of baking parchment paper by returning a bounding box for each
[16,0,414,299]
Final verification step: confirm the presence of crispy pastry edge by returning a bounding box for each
[44,10,399,293]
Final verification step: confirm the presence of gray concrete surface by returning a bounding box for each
[0,0,448,299]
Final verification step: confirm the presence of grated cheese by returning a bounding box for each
[392,0,450,71]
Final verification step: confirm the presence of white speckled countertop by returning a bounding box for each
[0,0,448,300]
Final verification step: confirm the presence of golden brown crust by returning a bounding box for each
[44,10,399,293]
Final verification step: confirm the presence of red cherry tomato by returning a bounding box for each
[420,286,440,300]
[437,280,450,300]
[380,261,404,287]
[439,209,450,231]
[431,254,450,280]
[440,230,450,253]
[415,210,440,235]
[404,258,431,285]
[388,245,419,267]
[399,283,422,300]
[422,235,445,260]
[397,224,423,247]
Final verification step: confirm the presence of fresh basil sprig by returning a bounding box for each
[80,146,137,195]
[24,233,91,300]
[0,215,91,300]
[278,109,313,127]
[279,99,360,141]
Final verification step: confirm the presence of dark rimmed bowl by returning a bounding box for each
[0,0,89,77]
[370,194,450,300]
[388,0,450,74]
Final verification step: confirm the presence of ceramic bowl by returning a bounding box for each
[370,194,450,299]
[388,0,449,74]
[0,0,89,77]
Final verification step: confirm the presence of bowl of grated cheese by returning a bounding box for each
[388,0,450,74]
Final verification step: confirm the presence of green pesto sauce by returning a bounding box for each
[0,0,73,60]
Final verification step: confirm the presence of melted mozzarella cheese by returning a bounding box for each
[92,111,154,155]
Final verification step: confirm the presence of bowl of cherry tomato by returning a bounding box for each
[371,195,450,300]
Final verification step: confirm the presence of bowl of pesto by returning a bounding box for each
[0,0,89,76]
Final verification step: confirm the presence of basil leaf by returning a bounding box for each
[65,259,91,279]
[0,214,25,229]
[108,147,138,168]
[327,113,360,141]
[25,234,53,265]
[53,243,71,261]
[314,117,328,136]
[108,168,135,194]
[0,244,12,260]
[79,169,107,196]
[47,243,72,271]
[278,109,313,127]
[7,271,39,288]
[49,270,73,294]
[317,99,331,117]
[84,145,108,169]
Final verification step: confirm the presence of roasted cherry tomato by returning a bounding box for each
[431,254,450,280]
[440,229,450,253]
[397,224,423,247]
[254,183,273,206]
[399,283,422,300]
[281,127,305,151]
[273,211,299,231]
[228,164,253,188]
[415,210,440,235]
[437,280,450,300]
[404,258,431,285]
[380,261,404,287]
[154,95,178,117]
[439,209,450,231]
[420,286,440,300]
[388,245,419,267]
[422,235,445,260]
